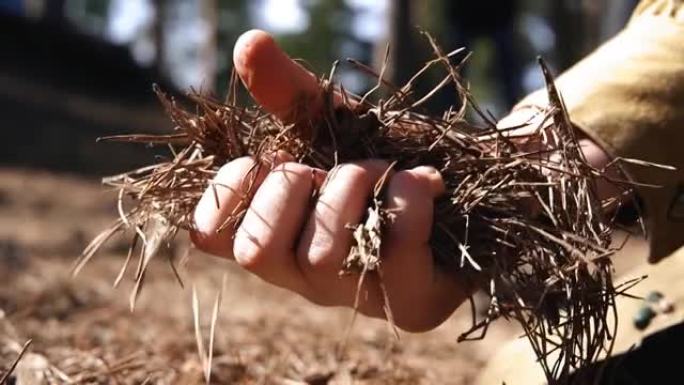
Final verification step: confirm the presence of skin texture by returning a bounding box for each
[192,29,614,333]
[191,30,466,332]
[231,30,324,123]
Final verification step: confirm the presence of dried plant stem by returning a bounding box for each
[0,339,31,385]
[80,35,648,383]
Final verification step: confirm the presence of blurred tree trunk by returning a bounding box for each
[152,0,166,78]
[552,0,606,71]
[551,1,585,70]
[199,0,218,92]
[387,0,419,86]
[583,0,606,53]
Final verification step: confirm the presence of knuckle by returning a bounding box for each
[393,170,421,189]
[332,164,372,189]
[271,162,312,183]
[214,157,264,196]
[232,230,267,270]
[216,156,256,180]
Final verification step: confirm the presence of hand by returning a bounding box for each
[190,30,468,333]
[498,107,620,202]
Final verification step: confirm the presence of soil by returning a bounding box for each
[0,168,646,384]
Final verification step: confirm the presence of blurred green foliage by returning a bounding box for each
[59,0,635,114]
[276,0,353,73]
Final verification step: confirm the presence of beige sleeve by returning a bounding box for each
[515,0,684,262]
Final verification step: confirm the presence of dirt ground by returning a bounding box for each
[0,168,647,384]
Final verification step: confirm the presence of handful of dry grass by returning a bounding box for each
[77,35,639,383]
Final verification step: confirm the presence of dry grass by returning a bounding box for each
[1,238,510,385]
[71,35,658,383]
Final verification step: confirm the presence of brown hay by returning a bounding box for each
[79,34,644,383]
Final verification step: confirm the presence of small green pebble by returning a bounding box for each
[633,305,656,330]
[646,291,664,303]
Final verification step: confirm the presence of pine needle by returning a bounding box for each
[0,339,31,385]
[80,33,656,382]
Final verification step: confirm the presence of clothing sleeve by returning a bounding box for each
[514,0,684,262]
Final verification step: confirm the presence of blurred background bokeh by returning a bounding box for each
[1,0,641,175]
[0,2,650,383]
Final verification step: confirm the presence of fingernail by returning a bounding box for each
[193,188,220,234]
[411,166,445,196]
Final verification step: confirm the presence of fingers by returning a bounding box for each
[232,162,317,292]
[385,166,444,246]
[191,152,291,258]
[233,29,323,123]
[191,157,261,258]
[379,166,467,332]
[192,156,465,331]
[298,161,393,268]
[292,162,466,330]
[295,160,394,305]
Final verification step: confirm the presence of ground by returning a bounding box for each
[0,168,646,384]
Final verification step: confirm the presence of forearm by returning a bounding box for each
[508,2,684,261]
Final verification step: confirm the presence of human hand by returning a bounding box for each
[497,107,619,202]
[190,30,468,333]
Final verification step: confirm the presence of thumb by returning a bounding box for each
[233,29,324,124]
